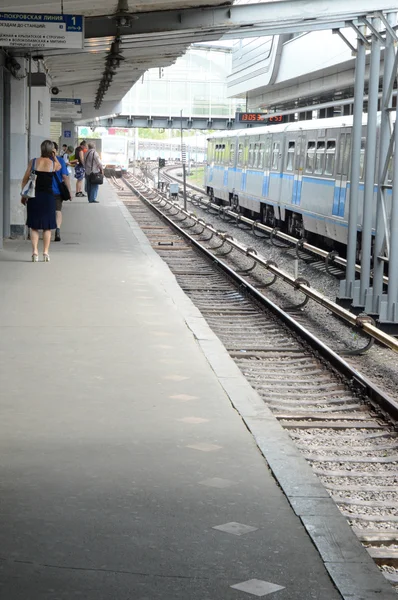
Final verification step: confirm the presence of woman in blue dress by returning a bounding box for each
[21,140,62,262]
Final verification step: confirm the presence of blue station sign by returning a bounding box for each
[0,12,84,49]
[51,98,82,119]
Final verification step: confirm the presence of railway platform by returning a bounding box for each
[0,182,393,600]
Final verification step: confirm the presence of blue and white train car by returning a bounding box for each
[205,116,391,249]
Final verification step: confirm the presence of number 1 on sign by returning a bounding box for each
[71,16,76,25]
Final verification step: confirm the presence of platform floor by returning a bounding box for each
[0,184,344,599]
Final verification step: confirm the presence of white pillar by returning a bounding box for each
[60,122,78,149]
[9,60,51,237]
[9,71,28,237]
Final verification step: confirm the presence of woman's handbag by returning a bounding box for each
[21,159,37,198]
[88,150,104,185]
[55,169,71,200]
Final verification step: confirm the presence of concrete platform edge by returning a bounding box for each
[116,192,396,600]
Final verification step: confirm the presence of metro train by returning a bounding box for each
[102,135,129,174]
[205,116,393,254]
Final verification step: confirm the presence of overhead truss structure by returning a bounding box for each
[85,1,398,39]
[88,115,255,130]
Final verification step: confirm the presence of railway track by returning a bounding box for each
[158,164,389,287]
[111,173,398,592]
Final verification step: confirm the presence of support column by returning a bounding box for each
[386,101,398,321]
[372,13,396,314]
[2,68,10,239]
[341,36,366,302]
[0,68,4,249]
[60,122,77,149]
[357,22,381,308]
[9,68,27,238]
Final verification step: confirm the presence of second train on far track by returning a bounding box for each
[205,115,392,255]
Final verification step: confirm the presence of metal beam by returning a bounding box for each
[344,36,366,301]
[358,21,381,307]
[84,115,239,130]
[82,88,398,126]
[332,29,357,54]
[387,101,398,321]
[372,11,396,314]
[85,1,398,39]
[375,10,398,42]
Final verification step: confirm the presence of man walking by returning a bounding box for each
[53,142,72,242]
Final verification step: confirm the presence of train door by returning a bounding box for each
[333,131,351,217]
[292,134,305,205]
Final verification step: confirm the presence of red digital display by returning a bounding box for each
[237,113,285,124]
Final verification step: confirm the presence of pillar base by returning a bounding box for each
[10,224,25,238]
[349,303,366,315]
[335,296,353,310]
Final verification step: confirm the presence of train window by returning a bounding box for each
[253,144,259,169]
[305,141,316,173]
[238,143,244,167]
[248,143,254,167]
[325,140,336,176]
[208,141,214,163]
[315,141,325,174]
[271,141,280,170]
[230,143,235,165]
[343,135,351,175]
[257,143,264,169]
[286,142,295,171]
[264,138,272,168]
[337,136,345,175]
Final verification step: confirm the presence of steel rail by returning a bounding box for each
[127,173,398,354]
[162,168,390,286]
[121,174,398,421]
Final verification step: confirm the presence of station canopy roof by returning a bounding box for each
[3,0,397,120]
[1,0,230,118]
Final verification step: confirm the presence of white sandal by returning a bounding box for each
[32,254,38,262]
[43,254,50,262]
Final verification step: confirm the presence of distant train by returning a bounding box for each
[205,116,392,253]
[102,136,129,173]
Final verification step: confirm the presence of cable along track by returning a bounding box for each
[115,175,398,591]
